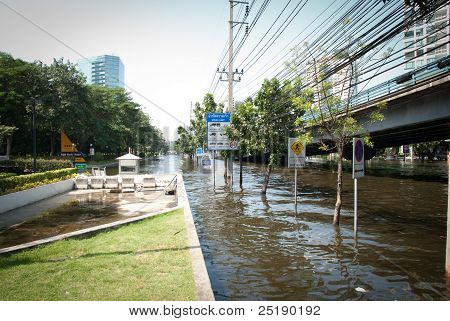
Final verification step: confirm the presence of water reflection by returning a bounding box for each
[176,155,449,300]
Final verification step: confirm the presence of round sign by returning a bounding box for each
[355,140,364,163]
[229,140,237,149]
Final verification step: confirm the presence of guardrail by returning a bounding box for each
[305,54,450,120]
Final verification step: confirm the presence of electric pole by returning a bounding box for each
[217,0,248,183]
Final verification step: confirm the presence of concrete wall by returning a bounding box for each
[0,179,74,214]
[176,174,215,301]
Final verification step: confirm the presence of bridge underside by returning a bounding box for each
[308,74,450,155]
[370,117,450,148]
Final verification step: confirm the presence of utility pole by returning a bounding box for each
[217,0,248,184]
[32,99,37,172]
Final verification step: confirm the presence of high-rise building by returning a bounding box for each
[304,57,356,103]
[403,5,449,70]
[163,126,170,142]
[77,55,124,88]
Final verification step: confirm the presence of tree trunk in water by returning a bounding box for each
[5,135,12,156]
[333,144,343,226]
[260,163,272,194]
[239,153,243,188]
[224,157,228,180]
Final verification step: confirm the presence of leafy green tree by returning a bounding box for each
[0,52,165,158]
[292,46,385,226]
[0,125,17,156]
[0,52,42,155]
[227,98,257,188]
[253,78,303,194]
[174,126,195,157]
[41,58,90,155]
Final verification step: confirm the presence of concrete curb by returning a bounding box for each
[176,173,215,301]
[0,205,181,255]
[0,179,75,214]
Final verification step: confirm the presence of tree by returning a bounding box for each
[174,93,221,160]
[253,78,304,194]
[292,45,385,226]
[0,125,17,156]
[227,98,257,188]
[41,58,90,155]
[0,51,164,158]
[0,52,40,155]
[174,126,195,157]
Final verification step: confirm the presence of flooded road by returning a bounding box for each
[174,155,449,300]
[0,154,448,300]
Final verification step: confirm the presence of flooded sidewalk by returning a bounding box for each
[0,186,176,249]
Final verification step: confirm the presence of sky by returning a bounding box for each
[0,0,404,141]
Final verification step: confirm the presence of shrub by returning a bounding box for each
[0,168,76,196]
[0,173,17,180]
[92,152,105,162]
[0,158,72,173]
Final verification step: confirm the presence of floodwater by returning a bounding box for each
[0,154,448,300]
[0,188,176,249]
[173,155,449,301]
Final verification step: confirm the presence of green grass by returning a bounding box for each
[0,209,197,301]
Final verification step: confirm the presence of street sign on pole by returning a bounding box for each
[288,138,306,205]
[288,138,306,168]
[353,138,364,179]
[206,113,238,151]
[353,137,365,237]
[196,148,203,156]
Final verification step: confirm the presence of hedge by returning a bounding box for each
[0,173,17,180]
[0,168,77,196]
[0,158,72,173]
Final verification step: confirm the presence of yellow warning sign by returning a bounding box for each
[291,141,304,156]
[61,131,77,153]
[74,157,86,163]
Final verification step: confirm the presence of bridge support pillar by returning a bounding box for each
[447,149,450,277]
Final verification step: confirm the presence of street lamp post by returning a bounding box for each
[32,100,37,172]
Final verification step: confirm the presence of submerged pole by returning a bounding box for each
[213,150,216,189]
[446,145,450,276]
[354,178,358,237]
[294,167,298,205]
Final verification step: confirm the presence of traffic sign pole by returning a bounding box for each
[354,177,358,237]
[294,168,298,205]
[352,137,364,238]
[213,150,216,189]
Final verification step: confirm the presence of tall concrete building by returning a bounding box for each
[77,55,124,88]
[403,5,449,69]
[304,57,356,103]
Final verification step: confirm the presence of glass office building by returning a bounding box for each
[77,55,124,88]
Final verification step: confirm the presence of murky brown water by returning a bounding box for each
[175,155,449,301]
[0,155,448,300]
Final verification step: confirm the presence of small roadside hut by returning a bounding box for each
[116,153,142,175]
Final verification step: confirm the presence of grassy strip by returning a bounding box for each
[0,209,197,301]
[0,168,76,196]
